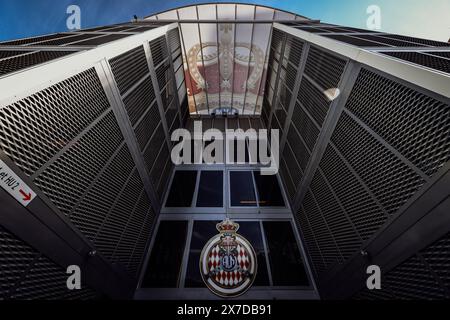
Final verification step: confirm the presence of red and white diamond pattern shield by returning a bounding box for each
[207,244,250,287]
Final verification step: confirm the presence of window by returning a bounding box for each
[142,221,188,288]
[253,172,285,207]
[263,221,309,286]
[166,170,197,207]
[230,171,256,207]
[196,171,223,207]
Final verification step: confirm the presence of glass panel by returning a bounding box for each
[263,221,309,286]
[196,171,223,207]
[197,4,216,19]
[253,172,285,207]
[142,221,188,288]
[237,222,270,286]
[185,221,219,287]
[166,170,197,207]
[185,221,270,288]
[230,171,256,207]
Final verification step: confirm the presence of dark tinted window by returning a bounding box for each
[196,171,223,207]
[142,221,188,288]
[166,170,197,207]
[253,172,285,207]
[238,222,270,286]
[263,221,309,286]
[185,221,219,287]
[185,221,270,287]
[230,171,256,207]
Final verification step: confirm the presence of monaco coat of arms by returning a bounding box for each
[200,219,257,297]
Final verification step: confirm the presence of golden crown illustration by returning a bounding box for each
[216,219,240,233]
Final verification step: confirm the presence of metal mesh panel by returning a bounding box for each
[297,77,331,128]
[0,225,38,299]
[290,102,320,152]
[167,28,181,53]
[155,63,171,90]
[282,142,303,190]
[319,145,387,240]
[35,33,101,46]
[304,46,347,90]
[123,76,156,126]
[149,36,169,67]
[300,190,342,269]
[94,170,143,262]
[322,34,384,47]
[150,144,170,188]
[353,232,450,300]
[0,225,98,300]
[0,51,30,60]
[286,125,311,171]
[0,68,110,176]
[382,51,450,74]
[345,68,450,176]
[10,255,98,300]
[69,144,134,241]
[109,45,150,95]
[354,35,422,47]
[75,33,130,46]
[427,51,450,59]
[0,51,73,76]
[113,191,154,275]
[271,29,284,53]
[143,124,166,174]
[309,171,362,260]
[284,36,304,67]
[331,112,426,215]
[379,34,450,47]
[34,111,124,217]
[134,102,160,151]
[280,158,296,201]
[157,157,173,201]
[0,33,73,46]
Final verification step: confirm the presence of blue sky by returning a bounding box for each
[0,0,449,42]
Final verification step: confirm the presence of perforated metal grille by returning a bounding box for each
[319,145,387,240]
[134,102,160,151]
[290,103,320,152]
[34,111,124,216]
[309,171,362,260]
[271,29,284,53]
[286,125,311,172]
[353,232,450,300]
[0,51,29,60]
[331,112,426,215]
[382,51,450,74]
[150,144,170,187]
[282,142,303,191]
[304,46,347,90]
[123,76,156,126]
[143,124,166,174]
[75,33,130,46]
[428,51,450,59]
[0,51,73,76]
[167,29,181,53]
[300,190,342,270]
[150,36,169,67]
[0,68,110,176]
[35,33,101,46]
[379,34,450,47]
[284,36,304,67]
[345,68,450,177]
[0,33,73,46]
[109,45,149,95]
[354,35,421,47]
[323,34,384,47]
[297,77,331,127]
[0,225,98,300]
[69,144,134,241]
[155,63,171,90]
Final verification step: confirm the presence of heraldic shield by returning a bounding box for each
[200,219,257,297]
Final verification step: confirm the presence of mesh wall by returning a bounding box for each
[353,232,450,300]
[0,225,99,300]
[0,68,110,176]
[109,45,150,95]
[149,36,169,67]
[0,51,74,76]
[382,51,450,75]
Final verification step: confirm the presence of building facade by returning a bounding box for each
[0,3,449,300]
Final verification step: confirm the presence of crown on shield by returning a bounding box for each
[216,219,240,233]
